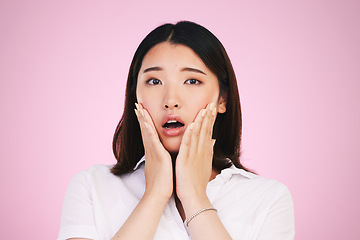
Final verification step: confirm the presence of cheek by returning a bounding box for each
[136,86,155,109]
[189,88,219,104]
[137,91,162,123]
[185,93,218,121]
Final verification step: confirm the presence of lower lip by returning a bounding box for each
[162,126,185,137]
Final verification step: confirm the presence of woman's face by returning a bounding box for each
[136,42,226,153]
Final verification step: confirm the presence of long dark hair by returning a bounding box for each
[111,21,248,175]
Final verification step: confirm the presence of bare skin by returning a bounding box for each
[110,102,232,240]
[68,43,233,240]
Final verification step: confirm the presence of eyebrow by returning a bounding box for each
[142,66,207,75]
[181,67,207,75]
[143,66,163,73]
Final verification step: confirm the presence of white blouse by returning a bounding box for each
[58,157,295,240]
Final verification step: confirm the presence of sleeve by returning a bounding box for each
[256,184,295,240]
[57,170,100,240]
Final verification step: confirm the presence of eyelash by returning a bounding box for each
[145,78,162,85]
[145,78,202,85]
[184,79,202,85]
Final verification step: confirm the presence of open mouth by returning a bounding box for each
[161,115,186,137]
[162,120,185,129]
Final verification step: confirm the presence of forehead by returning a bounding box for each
[140,42,208,71]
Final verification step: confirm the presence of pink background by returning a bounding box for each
[1,0,359,239]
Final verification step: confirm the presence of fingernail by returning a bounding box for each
[135,103,139,110]
[212,108,216,116]
[190,123,194,130]
[212,139,216,147]
[210,103,215,111]
[134,109,139,117]
[201,109,206,117]
[139,109,144,116]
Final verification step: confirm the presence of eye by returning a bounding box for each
[185,79,202,85]
[146,78,162,85]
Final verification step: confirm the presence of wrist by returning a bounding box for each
[184,207,217,227]
[143,190,171,206]
[180,195,212,219]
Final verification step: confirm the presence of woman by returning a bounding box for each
[58,21,295,240]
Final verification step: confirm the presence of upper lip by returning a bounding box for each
[161,114,185,127]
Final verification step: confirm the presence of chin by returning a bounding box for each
[164,145,180,154]
[162,139,181,154]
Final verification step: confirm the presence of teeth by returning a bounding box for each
[167,120,177,124]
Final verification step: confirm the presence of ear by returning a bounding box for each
[217,94,227,113]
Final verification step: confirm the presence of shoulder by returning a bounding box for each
[227,166,289,187]
[209,167,295,238]
[70,164,114,182]
[66,164,145,195]
[67,165,117,191]
[214,166,293,202]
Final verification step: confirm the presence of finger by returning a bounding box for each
[135,104,152,150]
[135,104,160,154]
[177,122,193,162]
[135,103,147,139]
[136,103,158,140]
[139,104,159,140]
[210,102,217,128]
[198,102,217,152]
[188,107,207,158]
[137,103,172,160]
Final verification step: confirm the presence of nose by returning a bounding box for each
[163,86,180,110]
[165,103,179,109]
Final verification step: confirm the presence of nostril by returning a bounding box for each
[164,104,178,108]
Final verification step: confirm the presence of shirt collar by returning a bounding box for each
[133,156,145,170]
[133,155,254,180]
[224,165,255,179]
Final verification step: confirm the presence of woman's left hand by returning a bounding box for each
[175,102,217,208]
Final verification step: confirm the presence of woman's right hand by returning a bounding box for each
[111,103,172,240]
[135,103,173,201]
